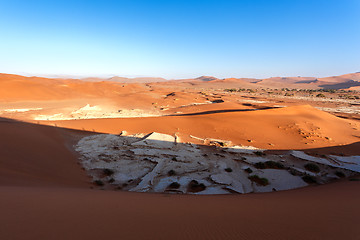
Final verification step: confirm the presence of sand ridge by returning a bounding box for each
[42,105,360,151]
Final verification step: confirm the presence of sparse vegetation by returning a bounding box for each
[265,161,284,169]
[103,168,115,176]
[94,180,104,186]
[168,182,180,189]
[244,168,253,173]
[168,170,176,176]
[302,175,317,184]
[224,88,237,92]
[254,162,266,169]
[335,171,345,178]
[289,168,301,176]
[349,178,360,181]
[188,180,206,192]
[224,167,233,172]
[316,93,326,98]
[304,163,320,173]
[254,161,284,169]
[254,151,265,156]
[248,175,269,186]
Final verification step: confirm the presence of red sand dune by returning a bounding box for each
[0,73,148,101]
[0,118,89,187]
[47,105,360,152]
[1,72,360,102]
[1,181,359,240]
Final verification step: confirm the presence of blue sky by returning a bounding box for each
[0,0,359,79]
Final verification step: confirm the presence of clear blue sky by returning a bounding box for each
[0,0,359,79]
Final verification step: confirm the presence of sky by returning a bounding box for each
[0,0,359,79]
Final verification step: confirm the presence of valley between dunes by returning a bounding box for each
[0,73,360,239]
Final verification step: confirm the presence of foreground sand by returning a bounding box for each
[0,118,359,239]
[1,182,359,240]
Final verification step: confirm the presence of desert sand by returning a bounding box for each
[0,73,360,239]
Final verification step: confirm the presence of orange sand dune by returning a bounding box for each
[2,72,360,103]
[1,182,359,240]
[47,105,360,152]
[0,73,148,101]
[319,72,360,83]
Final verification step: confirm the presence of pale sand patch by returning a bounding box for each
[34,104,161,120]
[75,132,359,194]
[1,107,43,113]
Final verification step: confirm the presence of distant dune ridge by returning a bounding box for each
[0,72,359,102]
[1,72,360,94]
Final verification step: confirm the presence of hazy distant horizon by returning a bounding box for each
[2,70,358,81]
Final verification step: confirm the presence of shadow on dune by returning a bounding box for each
[295,79,319,84]
[300,141,360,156]
[0,117,93,188]
[165,107,279,117]
[320,80,360,90]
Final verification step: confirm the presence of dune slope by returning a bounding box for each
[1,181,359,240]
[0,118,89,187]
[48,105,360,151]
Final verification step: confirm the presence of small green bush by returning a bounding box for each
[188,180,206,192]
[255,161,284,169]
[254,162,266,169]
[302,175,317,184]
[254,151,265,156]
[168,170,176,176]
[335,171,345,178]
[349,178,360,181]
[304,163,320,173]
[224,167,233,172]
[224,88,237,92]
[168,182,180,189]
[103,168,114,176]
[248,175,269,186]
[289,168,300,176]
[244,168,253,173]
[265,161,285,169]
[94,180,104,186]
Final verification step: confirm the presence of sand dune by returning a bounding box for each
[1,72,360,102]
[1,181,359,240]
[0,118,89,187]
[0,73,149,101]
[46,105,360,152]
